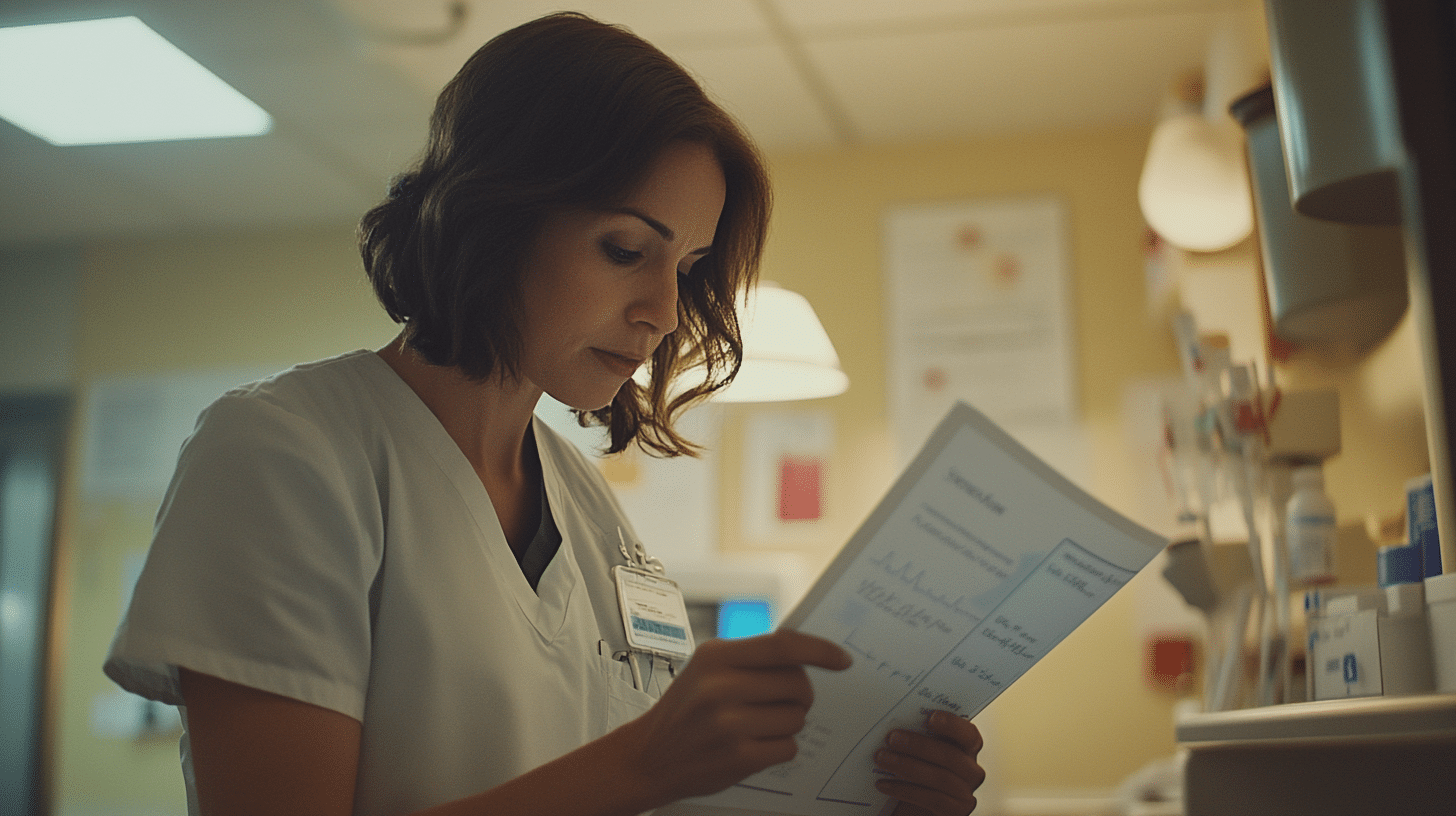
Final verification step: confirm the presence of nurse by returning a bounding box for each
[105,12,985,816]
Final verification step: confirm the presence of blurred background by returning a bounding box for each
[1,1,1439,814]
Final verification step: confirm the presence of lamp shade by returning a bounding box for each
[1138,109,1254,252]
[714,283,848,402]
[1138,13,1263,252]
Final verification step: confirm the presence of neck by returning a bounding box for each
[375,334,541,484]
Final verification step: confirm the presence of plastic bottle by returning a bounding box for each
[1286,465,1337,586]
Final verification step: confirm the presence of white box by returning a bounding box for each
[1309,608,1383,700]
[1427,572,1456,693]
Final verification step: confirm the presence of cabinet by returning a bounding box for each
[1176,694,1456,815]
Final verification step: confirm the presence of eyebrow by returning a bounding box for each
[615,207,713,255]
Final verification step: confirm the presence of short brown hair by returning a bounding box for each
[359,12,770,456]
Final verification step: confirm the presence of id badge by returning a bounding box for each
[614,565,695,659]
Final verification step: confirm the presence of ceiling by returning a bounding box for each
[0,0,1252,246]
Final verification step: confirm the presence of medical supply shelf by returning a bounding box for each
[1176,693,1456,816]
[1176,692,1456,745]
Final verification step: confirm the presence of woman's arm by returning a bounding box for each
[180,630,855,816]
[180,669,363,816]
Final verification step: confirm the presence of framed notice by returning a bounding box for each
[883,197,1077,467]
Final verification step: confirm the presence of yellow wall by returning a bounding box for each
[73,228,394,378]
[733,127,1187,792]
[52,226,398,815]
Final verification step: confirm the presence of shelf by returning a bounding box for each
[1176,692,1456,747]
[1179,694,1456,815]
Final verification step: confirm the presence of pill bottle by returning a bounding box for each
[1287,464,1337,586]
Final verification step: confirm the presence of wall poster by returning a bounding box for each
[883,196,1079,474]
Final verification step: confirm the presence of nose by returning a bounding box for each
[628,261,679,337]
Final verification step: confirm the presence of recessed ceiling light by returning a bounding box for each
[0,16,272,146]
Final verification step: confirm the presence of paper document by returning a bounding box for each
[662,402,1166,816]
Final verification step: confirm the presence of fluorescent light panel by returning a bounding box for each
[0,16,272,145]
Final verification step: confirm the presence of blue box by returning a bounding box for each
[1408,474,1442,578]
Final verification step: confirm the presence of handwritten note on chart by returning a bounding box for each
[661,403,1166,816]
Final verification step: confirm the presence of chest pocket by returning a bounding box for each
[595,651,663,733]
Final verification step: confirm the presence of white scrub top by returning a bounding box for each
[105,350,666,816]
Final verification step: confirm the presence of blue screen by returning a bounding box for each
[717,599,773,639]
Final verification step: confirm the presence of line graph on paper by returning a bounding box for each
[657,402,1167,816]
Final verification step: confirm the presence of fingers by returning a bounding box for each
[682,661,814,712]
[721,701,811,739]
[694,629,854,672]
[874,713,986,816]
[618,630,853,802]
[873,735,982,801]
[926,710,984,756]
[673,632,851,710]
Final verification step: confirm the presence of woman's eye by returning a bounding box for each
[602,242,643,265]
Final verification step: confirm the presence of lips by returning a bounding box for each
[590,348,645,378]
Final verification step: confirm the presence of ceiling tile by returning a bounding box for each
[143,0,360,62]
[807,10,1224,141]
[460,0,768,42]
[230,57,433,182]
[774,0,1235,31]
[673,42,843,151]
[340,0,771,96]
[1,130,377,243]
[83,134,380,229]
[330,124,432,191]
[0,124,192,243]
[0,0,1260,244]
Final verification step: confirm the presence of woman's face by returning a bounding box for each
[518,141,727,411]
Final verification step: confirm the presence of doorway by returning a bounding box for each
[0,394,71,816]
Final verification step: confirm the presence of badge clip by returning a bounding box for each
[613,528,693,662]
[617,527,665,575]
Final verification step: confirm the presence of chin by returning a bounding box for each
[548,386,621,414]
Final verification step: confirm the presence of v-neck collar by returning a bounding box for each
[516,475,562,591]
[359,351,580,642]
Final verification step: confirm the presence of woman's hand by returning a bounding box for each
[612,629,853,805]
[875,710,986,816]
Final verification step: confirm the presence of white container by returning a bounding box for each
[1309,606,1382,700]
[1427,572,1456,693]
[1378,583,1435,696]
[1307,588,1383,700]
[1286,465,1336,585]
[1307,584,1436,698]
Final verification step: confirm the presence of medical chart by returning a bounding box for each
[661,402,1166,816]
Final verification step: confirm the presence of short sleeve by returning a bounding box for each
[104,391,384,721]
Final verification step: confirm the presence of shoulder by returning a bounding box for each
[191,352,386,454]
[142,355,394,630]
[208,351,381,426]
[167,351,402,510]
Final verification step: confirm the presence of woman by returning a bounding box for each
[105,12,984,816]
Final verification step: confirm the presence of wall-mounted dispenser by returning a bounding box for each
[1264,0,1405,225]
[1230,85,1407,354]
